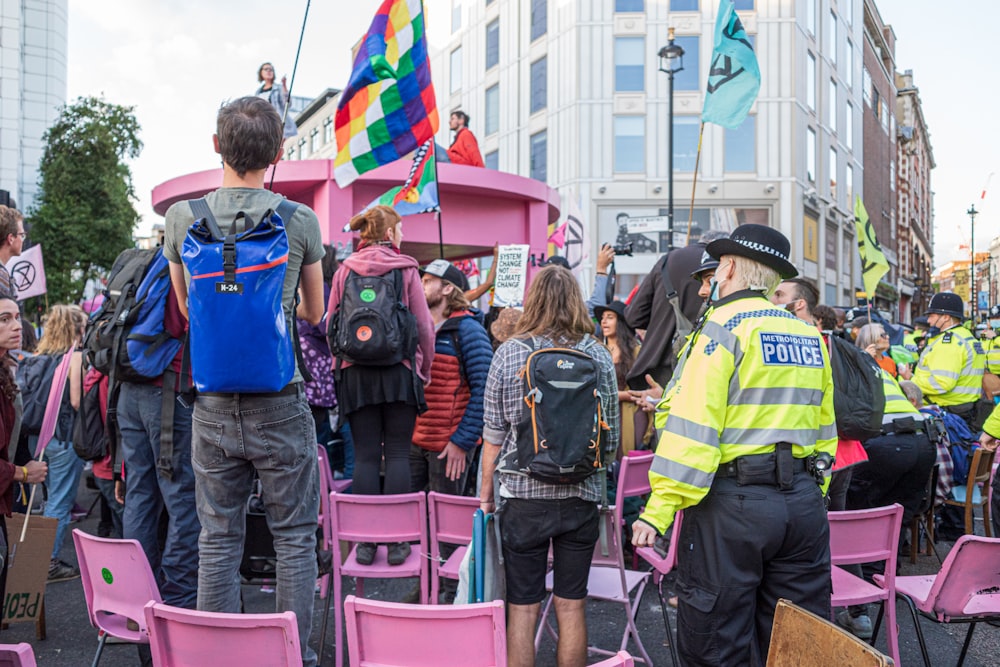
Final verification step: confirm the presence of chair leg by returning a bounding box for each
[623,584,652,666]
[965,503,975,536]
[885,592,901,667]
[317,582,334,667]
[984,502,993,538]
[910,517,919,565]
[901,594,932,667]
[533,593,556,653]
[655,578,680,667]
[956,622,977,667]
[872,600,884,645]
[91,632,108,667]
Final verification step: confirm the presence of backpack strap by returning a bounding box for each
[188,198,222,238]
[274,199,299,226]
[157,368,178,481]
[659,254,694,341]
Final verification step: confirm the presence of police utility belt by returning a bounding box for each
[880,415,926,437]
[715,443,830,489]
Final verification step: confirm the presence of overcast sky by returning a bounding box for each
[67,0,996,267]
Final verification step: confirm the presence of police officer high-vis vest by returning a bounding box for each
[912,325,985,408]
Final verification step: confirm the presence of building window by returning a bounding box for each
[733,0,754,8]
[828,11,837,64]
[485,84,499,135]
[845,101,853,150]
[846,163,854,203]
[299,138,308,159]
[724,115,755,172]
[530,130,547,182]
[485,150,499,170]
[486,19,499,70]
[807,0,816,36]
[530,57,547,113]
[615,0,644,11]
[452,1,461,32]
[806,127,816,183]
[844,0,853,25]
[673,116,701,172]
[828,79,837,133]
[531,0,547,41]
[829,147,837,199]
[881,99,890,133]
[450,47,462,94]
[614,37,645,92]
[286,146,295,161]
[674,36,700,91]
[845,39,853,89]
[669,0,697,9]
[614,116,645,173]
[310,129,320,154]
[890,159,896,192]
[862,67,872,107]
[323,121,333,144]
[807,52,816,111]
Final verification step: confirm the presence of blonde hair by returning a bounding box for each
[514,266,593,343]
[728,255,781,296]
[348,205,400,243]
[36,304,86,356]
[444,283,471,316]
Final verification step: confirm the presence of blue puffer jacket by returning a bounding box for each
[412,312,493,452]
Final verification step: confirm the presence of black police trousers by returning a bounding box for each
[675,471,831,667]
[847,432,936,525]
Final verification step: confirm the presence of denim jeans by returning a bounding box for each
[118,381,199,608]
[94,477,123,538]
[192,386,319,667]
[41,438,84,561]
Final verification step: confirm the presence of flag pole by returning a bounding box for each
[269,0,312,191]
[685,122,706,247]
[433,142,445,258]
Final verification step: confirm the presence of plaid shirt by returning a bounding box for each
[483,334,619,503]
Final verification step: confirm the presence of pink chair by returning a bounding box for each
[634,509,683,667]
[879,535,1000,667]
[143,600,301,667]
[590,651,637,667]
[329,491,429,667]
[427,491,479,604]
[73,529,163,667]
[343,595,505,666]
[0,643,37,667]
[827,504,903,667]
[534,452,653,665]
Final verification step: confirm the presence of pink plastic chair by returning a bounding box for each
[73,529,163,667]
[143,600,301,667]
[534,452,653,665]
[329,491,429,667]
[0,643,37,667]
[590,651,637,667]
[427,491,479,604]
[878,535,1000,667]
[634,508,683,667]
[343,595,505,666]
[827,504,903,667]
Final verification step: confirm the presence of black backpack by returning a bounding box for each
[72,366,108,462]
[328,269,417,367]
[510,337,609,484]
[828,334,886,441]
[15,353,62,436]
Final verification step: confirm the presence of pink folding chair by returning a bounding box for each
[329,491,429,667]
[427,491,479,604]
[0,643,37,667]
[534,452,653,665]
[143,600,301,667]
[827,504,903,667]
[877,535,1000,667]
[73,528,163,667]
[589,651,637,667]
[343,595,505,666]
[634,508,683,667]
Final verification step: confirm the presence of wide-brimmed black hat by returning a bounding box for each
[925,292,964,319]
[706,224,798,279]
[690,249,720,279]
[594,300,627,323]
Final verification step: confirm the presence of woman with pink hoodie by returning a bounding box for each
[327,205,435,566]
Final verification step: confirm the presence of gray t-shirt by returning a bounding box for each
[163,187,324,385]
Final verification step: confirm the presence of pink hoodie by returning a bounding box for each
[326,244,435,383]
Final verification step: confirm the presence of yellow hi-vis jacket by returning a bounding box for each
[881,367,920,416]
[983,402,1000,438]
[638,292,837,534]
[912,325,985,408]
[984,336,1000,375]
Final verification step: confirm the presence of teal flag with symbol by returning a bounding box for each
[702,0,761,129]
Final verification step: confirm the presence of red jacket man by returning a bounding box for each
[446,111,484,167]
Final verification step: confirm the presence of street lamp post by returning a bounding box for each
[658,28,685,253]
[969,204,979,323]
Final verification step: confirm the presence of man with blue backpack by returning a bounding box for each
[162,96,325,667]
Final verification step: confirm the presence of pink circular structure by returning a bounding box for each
[152,160,561,265]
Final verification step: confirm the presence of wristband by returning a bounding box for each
[20,466,28,483]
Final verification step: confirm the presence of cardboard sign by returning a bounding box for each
[492,245,530,308]
[4,513,57,628]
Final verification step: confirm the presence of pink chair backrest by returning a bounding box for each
[589,650,636,667]
[72,529,162,641]
[923,536,1000,619]
[143,601,301,667]
[330,492,427,559]
[344,595,506,667]
[616,452,654,508]
[828,504,903,594]
[0,643,37,667]
[428,492,478,546]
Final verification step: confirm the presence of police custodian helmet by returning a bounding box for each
[925,292,964,319]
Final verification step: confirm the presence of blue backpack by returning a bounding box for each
[183,198,299,393]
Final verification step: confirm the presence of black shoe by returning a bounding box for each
[47,559,80,583]
[355,542,376,566]
[387,542,411,566]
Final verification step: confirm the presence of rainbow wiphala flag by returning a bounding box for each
[365,139,439,217]
[334,0,439,187]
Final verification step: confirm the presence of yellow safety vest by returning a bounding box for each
[880,368,919,416]
[639,293,837,534]
[984,337,1000,375]
[983,402,1000,439]
[912,326,985,408]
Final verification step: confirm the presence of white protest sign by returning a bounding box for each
[492,244,530,308]
[4,244,46,299]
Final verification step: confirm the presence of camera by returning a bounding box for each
[612,242,633,256]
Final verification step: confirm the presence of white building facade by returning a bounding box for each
[432,0,864,303]
[0,0,68,211]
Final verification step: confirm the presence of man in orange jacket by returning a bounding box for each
[446,111,484,167]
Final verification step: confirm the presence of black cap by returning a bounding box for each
[706,224,797,279]
[420,259,470,291]
[542,255,571,269]
[925,292,964,319]
[690,249,720,279]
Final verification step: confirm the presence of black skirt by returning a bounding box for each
[335,363,424,416]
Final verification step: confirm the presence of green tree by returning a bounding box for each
[28,96,142,304]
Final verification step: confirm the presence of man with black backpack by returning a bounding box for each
[163,96,325,667]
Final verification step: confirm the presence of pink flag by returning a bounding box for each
[547,222,568,249]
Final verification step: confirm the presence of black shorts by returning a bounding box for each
[499,496,599,605]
